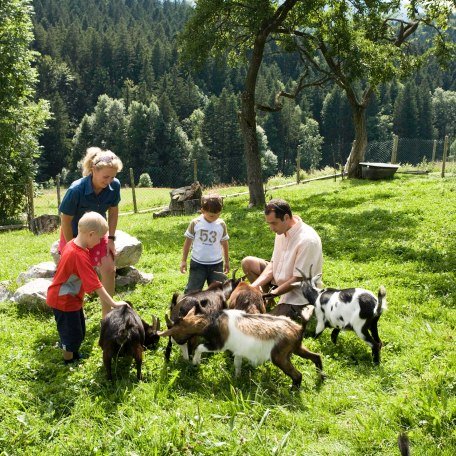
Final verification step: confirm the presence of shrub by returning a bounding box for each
[138,173,153,187]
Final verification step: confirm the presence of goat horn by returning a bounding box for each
[165,313,173,328]
[151,315,158,331]
[232,268,238,280]
[296,267,306,279]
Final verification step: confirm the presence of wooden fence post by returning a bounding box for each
[27,178,35,228]
[441,135,449,178]
[391,134,398,164]
[129,168,138,213]
[296,154,301,184]
[56,174,61,214]
[193,159,197,182]
[432,139,437,162]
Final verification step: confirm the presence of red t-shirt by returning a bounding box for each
[47,240,103,312]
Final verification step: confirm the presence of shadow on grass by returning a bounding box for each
[28,313,147,418]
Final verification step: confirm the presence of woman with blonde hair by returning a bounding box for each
[59,147,123,318]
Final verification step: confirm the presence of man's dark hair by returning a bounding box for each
[201,193,223,213]
[264,198,292,221]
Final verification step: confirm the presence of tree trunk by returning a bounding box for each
[239,35,266,207]
[346,104,368,178]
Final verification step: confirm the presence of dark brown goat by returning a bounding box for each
[229,282,266,314]
[99,305,160,380]
[164,276,242,361]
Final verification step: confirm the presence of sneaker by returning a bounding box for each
[74,352,87,360]
[63,352,86,365]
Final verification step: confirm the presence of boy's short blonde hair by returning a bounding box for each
[78,211,109,235]
[201,193,223,213]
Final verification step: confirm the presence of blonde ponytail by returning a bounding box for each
[81,147,123,176]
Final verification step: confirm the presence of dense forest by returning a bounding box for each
[31,0,456,187]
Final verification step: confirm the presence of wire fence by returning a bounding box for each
[1,135,454,231]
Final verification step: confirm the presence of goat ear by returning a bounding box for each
[186,307,197,317]
[312,273,323,287]
[290,281,302,289]
[193,303,206,315]
[171,292,180,307]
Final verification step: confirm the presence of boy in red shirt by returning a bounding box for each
[47,211,128,364]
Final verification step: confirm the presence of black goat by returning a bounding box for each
[99,305,160,380]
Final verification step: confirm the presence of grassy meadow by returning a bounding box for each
[0,174,455,455]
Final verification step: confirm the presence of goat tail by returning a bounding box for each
[377,286,387,313]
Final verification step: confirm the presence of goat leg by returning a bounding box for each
[132,345,143,380]
[331,328,341,344]
[164,337,173,361]
[103,348,113,381]
[271,350,302,389]
[234,355,242,377]
[294,345,325,380]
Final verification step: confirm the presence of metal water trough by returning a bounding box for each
[359,162,400,180]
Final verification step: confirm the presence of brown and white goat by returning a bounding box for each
[295,268,387,364]
[158,306,325,388]
[99,305,160,380]
[164,276,242,361]
[228,281,266,314]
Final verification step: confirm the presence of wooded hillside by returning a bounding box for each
[32,0,456,186]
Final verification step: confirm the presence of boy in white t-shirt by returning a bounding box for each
[180,194,230,293]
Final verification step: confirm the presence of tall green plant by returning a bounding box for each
[0,0,50,223]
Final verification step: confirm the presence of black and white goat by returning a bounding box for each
[158,306,325,388]
[295,268,387,364]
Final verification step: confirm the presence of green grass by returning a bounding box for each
[1,174,455,455]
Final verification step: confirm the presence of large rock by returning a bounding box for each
[0,281,11,303]
[17,261,56,284]
[29,214,60,235]
[50,230,142,268]
[115,266,153,289]
[12,278,52,311]
[114,230,143,269]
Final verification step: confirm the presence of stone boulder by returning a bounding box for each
[50,230,142,268]
[17,261,56,284]
[29,214,60,235]
[12,278,53,311]
[0,281,11,303]
[114,230,143,269]
[115,266,153,289]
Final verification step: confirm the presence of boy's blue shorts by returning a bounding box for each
[52,308,86,353]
